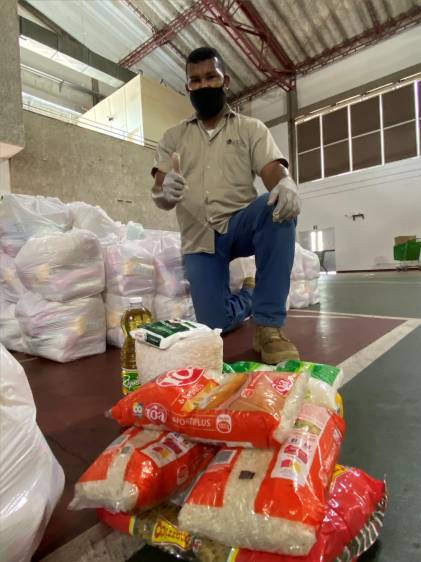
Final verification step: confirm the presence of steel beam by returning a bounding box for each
[296,5,421,75]
[119,1,211,68]
[120,0,186,61]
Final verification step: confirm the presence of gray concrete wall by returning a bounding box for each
[10,111,178,230]
[0,0,25,158]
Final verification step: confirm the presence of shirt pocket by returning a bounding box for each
[222,139,253,187]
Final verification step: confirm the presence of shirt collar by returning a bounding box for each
[186,104,236,123]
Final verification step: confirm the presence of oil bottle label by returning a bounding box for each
[122,369,140,395]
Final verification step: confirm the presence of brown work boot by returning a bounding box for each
[253,325,300,365]
[242,276,255,290]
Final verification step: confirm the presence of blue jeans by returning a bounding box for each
[184,193,296,333]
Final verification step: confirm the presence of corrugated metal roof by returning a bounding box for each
[26,0,421,99]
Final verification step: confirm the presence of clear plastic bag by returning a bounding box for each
[0,251,27,303]
[289,280,310,309]
[104,239,158,297]
[301,248,321,280]
[0,194,72,257]
[15,229,105,302]
[0,298,28,353]
[178,403,345,556]
[291,243,305,281]
[68,201,122,242]
[15,293,106,362]
[69,427,215,513]
[153,293,196,322]
[154,231,190,297]
[0,345,65,562]
[110,368,308,448]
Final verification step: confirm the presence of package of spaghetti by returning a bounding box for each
[69,427,215,513]
[178,403,345,556]
[231,465,386,562]
[98,504,231,562]
[109,367,309,448]
[276,360,344,411]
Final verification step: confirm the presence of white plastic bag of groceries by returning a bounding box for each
[153,293,196,322]
[289,280,310,309]
[0,194,72,257]
[154,231,190,297]
[302,248,320,280]
[0,251,27,303]
[68,201,122,242]
[291,243,305,281]
[0,344,65,562]
[305,279,320,305]
[105,293,154,348]
[16,293,106,362]
[104,239,158,297]
[229,256,256,292]
[15,229,105,302]
[0,298,28,353]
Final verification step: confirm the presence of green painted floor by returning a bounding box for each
[316,271,421,318]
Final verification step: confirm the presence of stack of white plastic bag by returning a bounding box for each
[289,243,320,308]
[0,251,28,352]
[68,201,124,245]
[14,229,106,362]
[0,344,64,562]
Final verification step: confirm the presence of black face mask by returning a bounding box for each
[190,87,226,119]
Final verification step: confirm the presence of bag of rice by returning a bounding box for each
[134,324,222,385]
[277,360,344,411]
[132,319,211,349]
[178,403,344,555]
[232,465,386,562]
[98,504,231,562]
[109,368,308,448]
[69,427,215,513]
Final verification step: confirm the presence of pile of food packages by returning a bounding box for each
[68,320,387,562]
[0,194,320,361]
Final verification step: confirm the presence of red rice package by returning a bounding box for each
[97,465,385,562]
[109,367,308,448]
[69,427,215,513]
[233,465,387,562]
[178,404,345,556]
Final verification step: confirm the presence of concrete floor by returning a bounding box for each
[24,271,421,561]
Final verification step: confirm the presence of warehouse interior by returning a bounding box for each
[1,1,421,562]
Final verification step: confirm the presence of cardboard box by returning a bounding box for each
[394,235,416,246]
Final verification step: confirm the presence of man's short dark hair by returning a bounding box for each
[186,47,225,74]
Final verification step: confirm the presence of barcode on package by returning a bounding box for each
[212,449,236,466]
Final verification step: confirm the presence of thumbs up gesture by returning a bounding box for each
[161,152,186,205]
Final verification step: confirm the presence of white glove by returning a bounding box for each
[152,152,186,205]
[267,176,301,222]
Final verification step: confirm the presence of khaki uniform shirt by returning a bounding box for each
[152,106,287,254]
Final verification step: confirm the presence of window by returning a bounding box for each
[296,79,420,182]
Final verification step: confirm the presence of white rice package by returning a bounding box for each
[16,293,106,362]
[0,344,65,562]
[153,294,196,322]
[68,201,122,242]
[0,251,27,303]
[302,248,321,280]
[229,256,256,292]
[15,229,104,302]
[178,404,345,556]
[134,322,222,384]
[0,299,28,353]
[154,231,189,297]
[104,239,158,297]
[289,280,310,309]
[276,360,344,411]
[0,194,72,257]
[105,293,154,348]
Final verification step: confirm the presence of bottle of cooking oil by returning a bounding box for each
[121,296,153,395]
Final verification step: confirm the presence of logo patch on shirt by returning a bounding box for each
[226,138,244,146]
